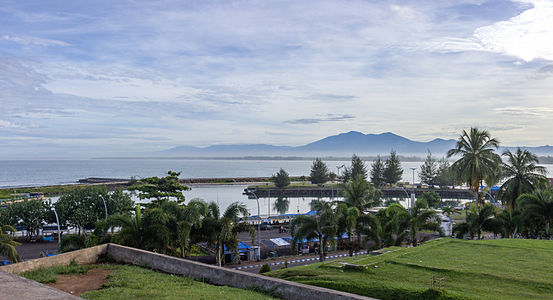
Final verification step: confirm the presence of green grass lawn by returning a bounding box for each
[23,263,277,300]
[268,238,553,300]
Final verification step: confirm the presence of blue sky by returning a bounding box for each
[1,0,553,158]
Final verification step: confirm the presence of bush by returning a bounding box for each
[59,234,86,253]
[259,263,271,274]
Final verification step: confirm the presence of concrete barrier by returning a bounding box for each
[107,243,373,300]
[1,243,375,300]
[0,244,107,275]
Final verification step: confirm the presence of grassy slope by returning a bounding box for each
[268,239,553,300]
[23,264,276,300]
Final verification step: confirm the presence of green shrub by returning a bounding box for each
[259,263,271,274]
[59,234,85,253]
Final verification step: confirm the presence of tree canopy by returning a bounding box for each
[310,158,329,185]
[383,150,403,185]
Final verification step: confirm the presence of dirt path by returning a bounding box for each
[48,268,112,296]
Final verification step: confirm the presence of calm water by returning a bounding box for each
[2,159,551,215]
[0,159,436,187]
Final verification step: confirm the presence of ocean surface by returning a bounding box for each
[1,159,551,216]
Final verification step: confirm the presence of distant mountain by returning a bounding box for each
[158,131,553,157]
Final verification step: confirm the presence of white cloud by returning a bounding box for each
[1,35,69,46]
[0,120,24,128]
[474,0,553,61]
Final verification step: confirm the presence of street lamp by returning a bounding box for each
[51,206,61,251]
[244,189,261,261]
[410,168,416,210]
[99,194,108,220]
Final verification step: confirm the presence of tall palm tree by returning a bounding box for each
[447,127,502,210]
[290,200,336,262]
[518,189,553,238]
[499,148,547,210]
[0,225,20,263]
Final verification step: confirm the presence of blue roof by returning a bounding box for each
[304,210,317,216]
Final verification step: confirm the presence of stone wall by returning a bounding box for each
[0,244,107,275]
[107,243,373,300]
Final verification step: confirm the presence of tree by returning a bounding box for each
[342,176,381,213]
[335,203,359,256]
[196,201,254,266]
[434,158,454,187]
[0,225,20,263]
[499,148,547,211]
[310,158,329,185]
[408,198,441,246]
[132,171,189,206]
[290,200,336,262]
[454,204,496,239]
[56,186,133,235]
[383,150,403,185]
[107,204,172,253]
[273,197,290,215]
[517,189,553,238]
[447,128,502,210]
[271,168,290,189]
[419,151,437,185]
[9,200,49,239]
[419,191,441,209]
[370,155,386,187]
[350,154,367,181]
[357,214,382,249]
[376,203,409,247]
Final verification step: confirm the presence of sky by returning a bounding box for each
[1,0,553,158]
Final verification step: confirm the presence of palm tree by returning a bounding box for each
[454,204,496,239]
[447,127,502,210]
[335,203,360,256]
[409,199,441,246]
[357,214,382,249]
[290,200,336,262]
[377,203,410,247]
[499,148,547,210]
[517,189,553,238]
[176,198,209,258]
[273,197,290,215]
[342,176,381,212]
[0,225,20,263]
[198,201,254,266]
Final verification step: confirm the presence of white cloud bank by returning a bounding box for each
[475,0,553,61]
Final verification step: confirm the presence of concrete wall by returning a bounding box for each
[0,244,107,275]
[107,243,373,300]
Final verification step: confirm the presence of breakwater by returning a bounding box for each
[246,186,476,200]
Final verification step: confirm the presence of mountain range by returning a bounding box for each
[158,131,553,157]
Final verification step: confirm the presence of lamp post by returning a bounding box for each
[51,206,61,251]
[99,194,108,220]
[410,167,416,210]
[244,189,261,261]
[336,164,345,200]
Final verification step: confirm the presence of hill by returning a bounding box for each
[158,131,553,157]
[269,238,553,299]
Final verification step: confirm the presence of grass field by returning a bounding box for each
[23,263,277,299]
[268,238,553,299]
